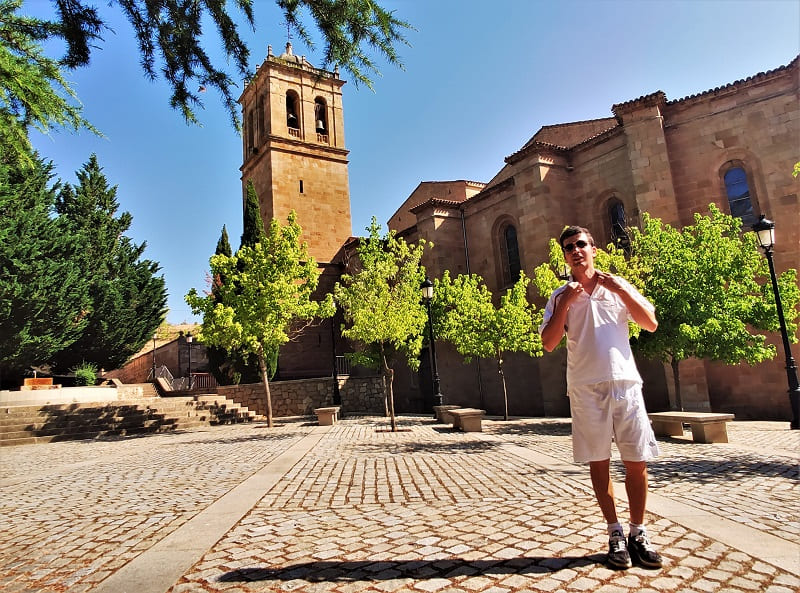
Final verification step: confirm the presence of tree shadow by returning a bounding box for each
[218,554,606,583]
[345,438,502,455]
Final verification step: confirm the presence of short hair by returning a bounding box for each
[559,226,594,248]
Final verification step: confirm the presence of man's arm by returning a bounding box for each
[595,272,658,332]
[540,283,582,351]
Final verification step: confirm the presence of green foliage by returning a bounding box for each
[0,0,98,168]
[630,204,797,365]
[0,150,91,383]
[793,162,800,178]
[216,224,233,257]
[281,0,413,91]
[50,155,167,372]
[72,361,97,386]
[433,271,542,419]
[628,205,798,409]
[240,180,266,249]
[187,210,334,426]
[334,218,429,430]
[9,0,411,133]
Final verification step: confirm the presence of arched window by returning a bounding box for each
[314,97,328,142]
[723,166,757,226]
[608,200,630,252]
[500,224,521,286]
[286,91,300,137]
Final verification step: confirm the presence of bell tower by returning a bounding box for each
[239,43,352,263]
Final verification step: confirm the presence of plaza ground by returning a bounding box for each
[1,415,798,592]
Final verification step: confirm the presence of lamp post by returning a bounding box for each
[752,215,800,430]
[420,277,443,409]
[151,333,157,381]
[186,332,193,390]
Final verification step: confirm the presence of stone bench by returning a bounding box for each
[314,406,341,426]
[449,408,486,432]
[648,411,735,443]
[21,378,61,391]
[433,404,460,423]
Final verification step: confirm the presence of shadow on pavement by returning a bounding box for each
[218,554,606,583]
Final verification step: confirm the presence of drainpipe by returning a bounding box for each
[460,207,484,408]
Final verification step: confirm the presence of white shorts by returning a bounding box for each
[568,380,660,464]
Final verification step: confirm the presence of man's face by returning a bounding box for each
[562,232,596,271]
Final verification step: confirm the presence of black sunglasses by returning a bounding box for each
[562,239,589,253]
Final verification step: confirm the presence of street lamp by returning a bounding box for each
[420,277,443,409]
[752,215,800,430]
[186,332,193,390]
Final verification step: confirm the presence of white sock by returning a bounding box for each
[629,523,645,537]
[608,522,624,536]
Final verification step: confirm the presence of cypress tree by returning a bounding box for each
[240,180,265,248]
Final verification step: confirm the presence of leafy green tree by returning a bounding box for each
[186,211,334,427]
[205,222,265,386]
[0,0,97,168]
[433,271,543,420]
[4,0,411,152]
[334,219,429,431]
[51,154,167,372]
[0,151,90,384]
[628,205,798,410]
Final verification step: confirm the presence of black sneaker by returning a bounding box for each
[607,530,632,569]
[628,531,663,568]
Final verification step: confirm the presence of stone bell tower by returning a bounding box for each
[239,42,352,263]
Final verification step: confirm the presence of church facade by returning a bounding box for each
[239,49,799,421]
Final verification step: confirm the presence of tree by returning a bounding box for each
[216,224,232,257]
[3,0,411,158]
[186,211,334,427]
[334,219,429,431]
[51,154,167,372]
[628,205,799,410]
[241,180,266,248]
[433,271,543,420]
[0,150,90,385]
[0,0,97,168]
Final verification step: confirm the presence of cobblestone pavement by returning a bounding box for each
[1,416,798,593]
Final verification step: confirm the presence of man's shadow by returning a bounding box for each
[218,554,606,583]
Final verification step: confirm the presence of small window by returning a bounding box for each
[299,180,304,194]
[724,167,757,226]
[500,224,521,286]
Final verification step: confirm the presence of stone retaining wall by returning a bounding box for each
[217,375,385,417]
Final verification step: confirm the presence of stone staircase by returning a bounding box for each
[0,394,261,447]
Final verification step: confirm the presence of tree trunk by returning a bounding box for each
[258,350,274,428]
[497,356,509,421]
[381,346,397,432]
[671,357,683,412]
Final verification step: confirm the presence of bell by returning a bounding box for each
[316,119,326,132]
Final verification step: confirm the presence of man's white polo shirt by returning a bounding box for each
[539,275,654,388]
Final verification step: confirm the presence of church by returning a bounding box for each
[238,45,799,422]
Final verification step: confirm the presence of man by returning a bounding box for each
[539,226,662,569]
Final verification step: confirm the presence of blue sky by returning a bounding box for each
[27,0,800,324]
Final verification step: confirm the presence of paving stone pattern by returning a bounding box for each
[0,424,314,593]
[484,419,800,541]
[1,416,798,593]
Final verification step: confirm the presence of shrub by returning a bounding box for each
[73,362,98,386]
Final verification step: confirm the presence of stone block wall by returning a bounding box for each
[217,375,385,417]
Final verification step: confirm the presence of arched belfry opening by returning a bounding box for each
[286,91,300,135]
[314,97,328,140]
